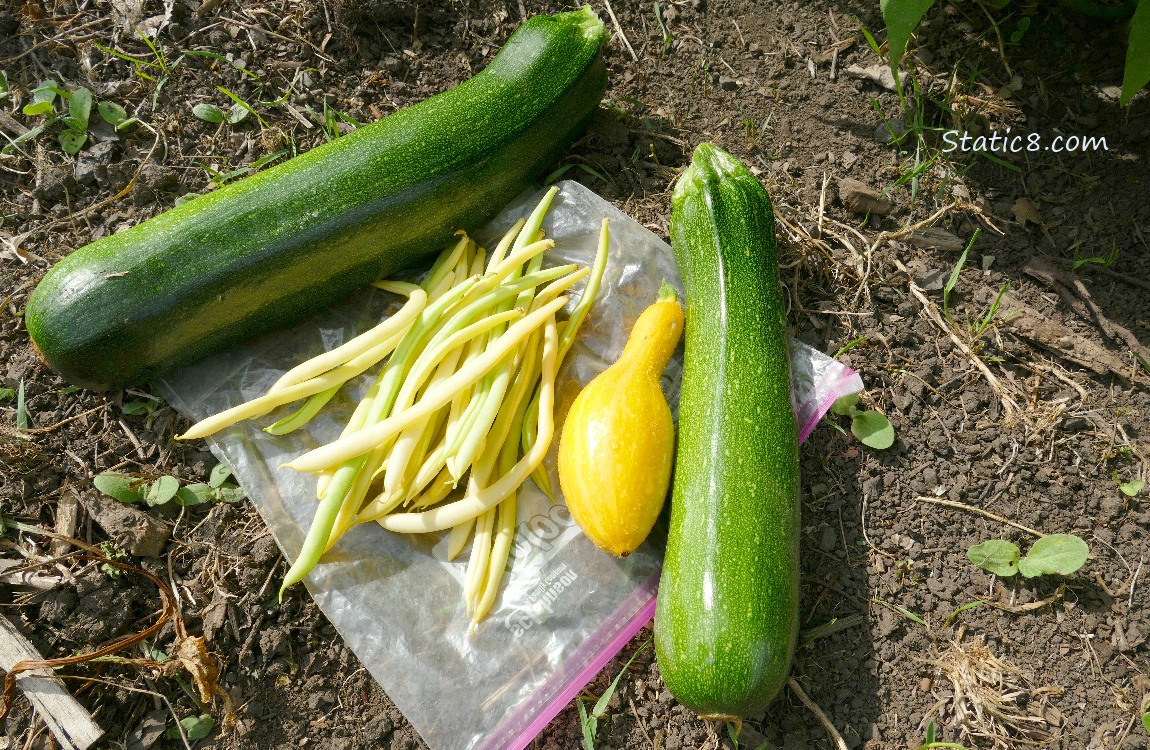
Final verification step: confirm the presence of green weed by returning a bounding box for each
[967,281,1013,342]
[93,462,246,508]
[1115,475,1144,497]
[830,392,895,450]
[967,534,1089,578]
[1070,240,1119,271]
[942,600,986,628]
[200,148,289,187]
[577,639,651,749]
[15,378,28,429]
[942,229,978,319]
[871,598,926,625]
[4,80,134,155]
[653,2,673,51]
[918,720,969,749]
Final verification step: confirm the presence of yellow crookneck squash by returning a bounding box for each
[557,282,683,556]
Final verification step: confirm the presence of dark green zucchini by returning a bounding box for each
[654,143,800,721]
[25,7,607,390]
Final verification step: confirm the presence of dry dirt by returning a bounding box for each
[2,1,1149,749]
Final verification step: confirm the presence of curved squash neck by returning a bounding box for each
[617,301,683,376]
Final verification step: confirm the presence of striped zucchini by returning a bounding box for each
[25,7,607,390]
[654,143,800,720]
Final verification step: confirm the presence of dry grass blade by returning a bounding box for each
[787,676,849,750]
[915,496,1043,538]
[922,631,1063,748]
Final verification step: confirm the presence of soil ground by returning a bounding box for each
[2,1,1149,749]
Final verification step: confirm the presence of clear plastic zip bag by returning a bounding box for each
[157,181,863,750]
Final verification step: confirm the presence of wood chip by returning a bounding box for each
[837,177,894,216]
[51,492,81,558]
[0,615,103,750]
[997,256,1147,382]
[1023,256,1150,365]
[906,226,966,253]
[843,63,908,92]
[1003,296,1130,381]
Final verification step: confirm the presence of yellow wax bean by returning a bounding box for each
[371,280,422,296]
[282,297,566,473]
[178,332,405,440]
[376,317,557,534]
[268,290,425,393]
[446,516,475,562]
[485,218,526,270]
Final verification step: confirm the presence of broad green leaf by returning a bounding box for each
[175,483,213,506]
[121,400,154,416]
[1142,711,1150,733]
[98,100,128,125]
[167,714,215,741]
[184,714,215,741]
[1010,16,1031,43]
[58,129,86,155]
[852,410,895,449]
[1122,0,1150,105]
[1119,479,1145,497]
[94,472,144,503]
[213,485,247,504]
[1018,534,1089,578]
[217,86,264,126]
[830,392,860,416]
[23,79,58,116]
[146,475,180,506]
[0,387,12,401]
[967,540,1020,577]
[208,462,233,488]
[880,0,938,67]
[226,103,249,124]
[192,103,226,123]
[22,100,53,116]
[69,87,92,131]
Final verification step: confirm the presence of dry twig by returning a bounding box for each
[915,496,1043,538]
[787,677,849,750]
